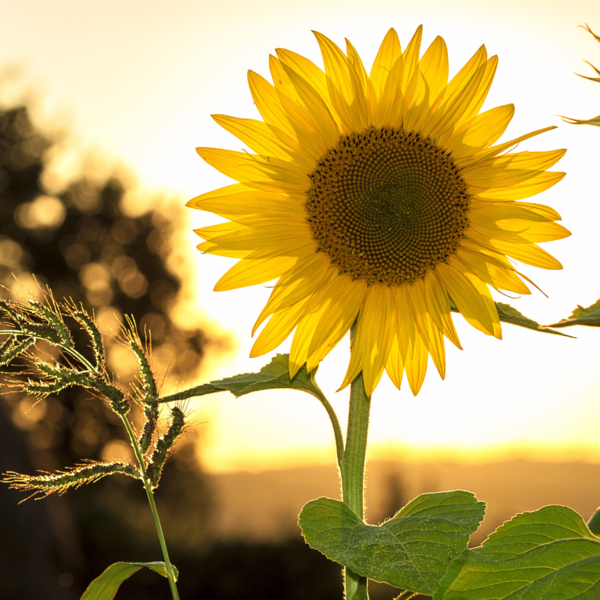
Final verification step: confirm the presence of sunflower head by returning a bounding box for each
[189,27,569,397]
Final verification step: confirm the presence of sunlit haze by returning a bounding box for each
[2,0,600,472]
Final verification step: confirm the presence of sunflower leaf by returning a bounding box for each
[299,491,485,595]
[434,505,600,599]
[588,508,600,536]
[449,300,573,337]
[545,298,600,328]
[81,561,178,600]
[494,302,574,337]
[159,354,321,402]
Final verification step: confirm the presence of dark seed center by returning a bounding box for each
[306,127,471,285]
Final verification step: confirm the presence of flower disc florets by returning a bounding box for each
[306,127,470,285]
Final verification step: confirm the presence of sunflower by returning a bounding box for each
[189,27,569,397]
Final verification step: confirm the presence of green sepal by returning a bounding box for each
[545,298,600,328]
[159,354,322,403]
[561,114,600,126]
[434,505,600,599]
[80,561,178,600]
[299,491,485,595]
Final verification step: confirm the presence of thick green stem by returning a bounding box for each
[340,324,371,600]
[121,416,180,600]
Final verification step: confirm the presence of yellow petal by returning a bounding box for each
[212,114,313,172]
[199,220,312,253]
[339,338,363,392]
[354,286,395,396]
[195,220,246,241]
[196,147,310,192]
[214,255,297,292]
[289,273,360,377]
[404,332,428,396]
[459,126,557,167]
[251,296,311,357]
[393,286,417,363]
[463,271,502,339]
[473,171,566,201]
[314,31,367,131]
[279,61,341,147]
[188,184,304,219]
[253,255,334,334]
[472,235,564,270]
[214,242,314,292]
[346,38,378,125]
[269,54,302,103]
[370,28,402,97]
[423,270,462,349]
[456,248,531,295]
[385,337,405,390]
[465,149,566,189]
[469,201,558,223]
[451,55,498,131]
[403,69,429,131]
[411,280,446,379]
[248,70,327,160]
[446,104,514,157]
[418,36,449,105]
[276,47,333,112]
[402,25,423,92]
[435,45,487,111]
[424,61,487,140]
[436,262,496,336]
[306,277,367,371]
[377,55,405,127]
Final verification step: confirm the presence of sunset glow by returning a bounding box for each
[3,0,600,472]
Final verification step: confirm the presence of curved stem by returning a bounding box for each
[121,415,180,600]
[340,323,371,600]
[308,383,345,468]
[0,329,97,373]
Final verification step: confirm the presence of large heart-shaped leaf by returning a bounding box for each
[434,505,600,599]
[299,491,485,595]
[81,561,178,600]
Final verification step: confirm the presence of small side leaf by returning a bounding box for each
[299,491,485,595]
[495,302,573,337]
[450,301,573,337]
[546,298,600,328]
[434,505,600,599]
[81,561,178,600]
[160,354,322,402]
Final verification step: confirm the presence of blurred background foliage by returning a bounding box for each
[0,91,368,599]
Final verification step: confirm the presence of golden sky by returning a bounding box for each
[2,0,600,472]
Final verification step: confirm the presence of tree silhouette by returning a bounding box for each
[0,103,214,598]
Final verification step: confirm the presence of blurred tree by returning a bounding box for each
[0,103,215,598]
